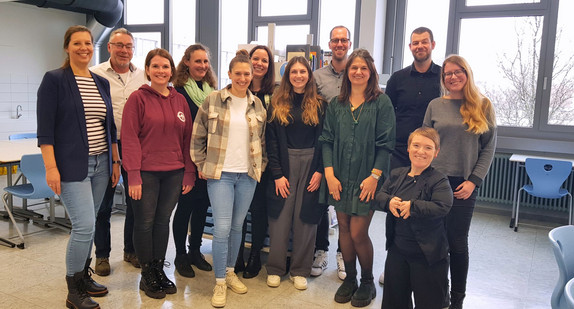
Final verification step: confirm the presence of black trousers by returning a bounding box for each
[446,176,477,294]
[240,169,269,253]
[382,245,449,309]
[172,177,210,255]
[94,140,135,258]
[132,169,183,264]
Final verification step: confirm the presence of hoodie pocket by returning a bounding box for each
[208,112,219,134]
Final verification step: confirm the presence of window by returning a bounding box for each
[125,0,164,25]
[171,0,197,63]
[318,0,356,50]
[260,0,308,16]
[131,32,161,69]
[465,0,540,6]
[256,25,310,54]
[220,0,248,87]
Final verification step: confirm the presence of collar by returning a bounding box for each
[408,61,441,76]
[104,58,138,74]
[328,63,345,76]
[220,87,257,105]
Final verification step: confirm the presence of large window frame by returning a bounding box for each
[384,0,574,155]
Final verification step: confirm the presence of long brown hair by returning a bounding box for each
[270,56,323,126]
[249,45,275,95]
[441,54,495,134]
[62,25,93,69]
[174,44,217,88]
[144,48,176,82]
[338,49,383,103]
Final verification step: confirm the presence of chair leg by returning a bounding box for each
[2,193,25,249]
[515,189,523,232]
[568,193,572,226]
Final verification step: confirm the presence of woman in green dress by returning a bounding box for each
[321,49,395,307]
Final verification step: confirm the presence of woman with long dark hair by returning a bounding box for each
[321,49,395,307]
[423,54,497,309]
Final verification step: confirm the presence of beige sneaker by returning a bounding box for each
[267,275,281,287]
[290,275,307,290]
[225,271,248,294]
[211,282,227,308]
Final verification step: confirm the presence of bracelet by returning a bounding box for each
[371,169,382,177]
[112,160,121,164]
[370,173,380,180]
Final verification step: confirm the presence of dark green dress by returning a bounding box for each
[320,94,396,216]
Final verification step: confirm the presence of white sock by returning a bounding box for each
[226,267,235,274]
[216,278,225,284]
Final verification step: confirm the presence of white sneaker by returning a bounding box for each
[290,275,307,290]
[336,252,346,280]
[310,250,328,276]
[267,275,281,287]
[379,271,384,285]
[211,282,227,308]
[225,271,248,294]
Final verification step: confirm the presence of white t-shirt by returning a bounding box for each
[222,93,250,173]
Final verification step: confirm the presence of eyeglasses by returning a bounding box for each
[330,38,349,44]
[444,69,466,78]
[109,42,134,51]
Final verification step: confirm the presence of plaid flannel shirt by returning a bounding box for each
[191,87,267,182]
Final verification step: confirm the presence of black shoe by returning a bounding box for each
[189,249,212,271]
[140,264,166,299]
[334,277,358,303]
[449,291,466,309]
[350,278,376,307]
[83,258,108,297]
[123,252,141,268]
[243,250,261,279]
[174,254,195,278]
[66,272,100,309]
[235,253,246,273]
[152,259,177,294]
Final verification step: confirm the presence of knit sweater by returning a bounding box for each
[423,97,497,186]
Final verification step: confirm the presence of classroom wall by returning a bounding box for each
[0,2,86,139]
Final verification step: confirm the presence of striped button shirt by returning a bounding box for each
[191,87,267,182]
[76,76,108,155]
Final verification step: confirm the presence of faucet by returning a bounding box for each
[16,105,22,119]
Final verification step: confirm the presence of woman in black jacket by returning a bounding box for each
[374,127,453,309]
[265,56,326,290]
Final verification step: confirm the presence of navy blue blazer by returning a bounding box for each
[37,66,117,182]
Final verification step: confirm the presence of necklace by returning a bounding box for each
[350,103,365,124]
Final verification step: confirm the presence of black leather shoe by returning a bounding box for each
[152,259,177,294]
[174,254,195,278]
[83,258,108,297]
[242,250,261,279]
[189,249,212,271]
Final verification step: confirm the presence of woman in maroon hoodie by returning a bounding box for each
[121,48,196,299]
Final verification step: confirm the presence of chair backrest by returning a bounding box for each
[9,132,37,140]
[525,158,572,199]
[549,225,574,309]
[18,153,55,199]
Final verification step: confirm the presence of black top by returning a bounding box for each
[385,62,441,164]
[286,93,317,149]
[393,175,425,259]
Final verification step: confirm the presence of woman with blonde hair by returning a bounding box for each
[423,54,497,309]
[171,43,217,278]
[265,56,326,290]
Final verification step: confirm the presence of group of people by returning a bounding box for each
[36,23,496,309]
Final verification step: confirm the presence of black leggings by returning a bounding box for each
[172,177,210,255]
[446,177,477,294]
[132,169,183,264]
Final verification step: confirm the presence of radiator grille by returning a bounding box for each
[477,153,573,211]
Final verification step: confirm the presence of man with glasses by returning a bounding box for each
[312,25,352,281]
[381,26,441,284]
[90,28,147,276]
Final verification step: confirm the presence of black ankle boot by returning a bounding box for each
[83,258,108,297]
[243,249,261,279]
[335,261,357,303]
[351,275,376,307]
[449,291,466,309]
[174,254,195,278]
[66,272,100,309]
[152,259,177,294]
[189,249,212,271]
[140,264,166,299]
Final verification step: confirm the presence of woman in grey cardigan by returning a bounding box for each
[423,54,497,309]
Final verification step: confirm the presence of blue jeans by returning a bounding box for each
[208,172,257,278]
[60,153,110,276]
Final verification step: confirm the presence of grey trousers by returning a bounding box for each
[267,148,318,277]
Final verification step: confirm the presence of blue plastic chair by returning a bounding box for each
[514,158,573,231]
[565,278,574,309]
[1,154,55,249]
[8,132,37,140]
[550,226,574,309]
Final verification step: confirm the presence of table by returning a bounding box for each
[509,154,574,229]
